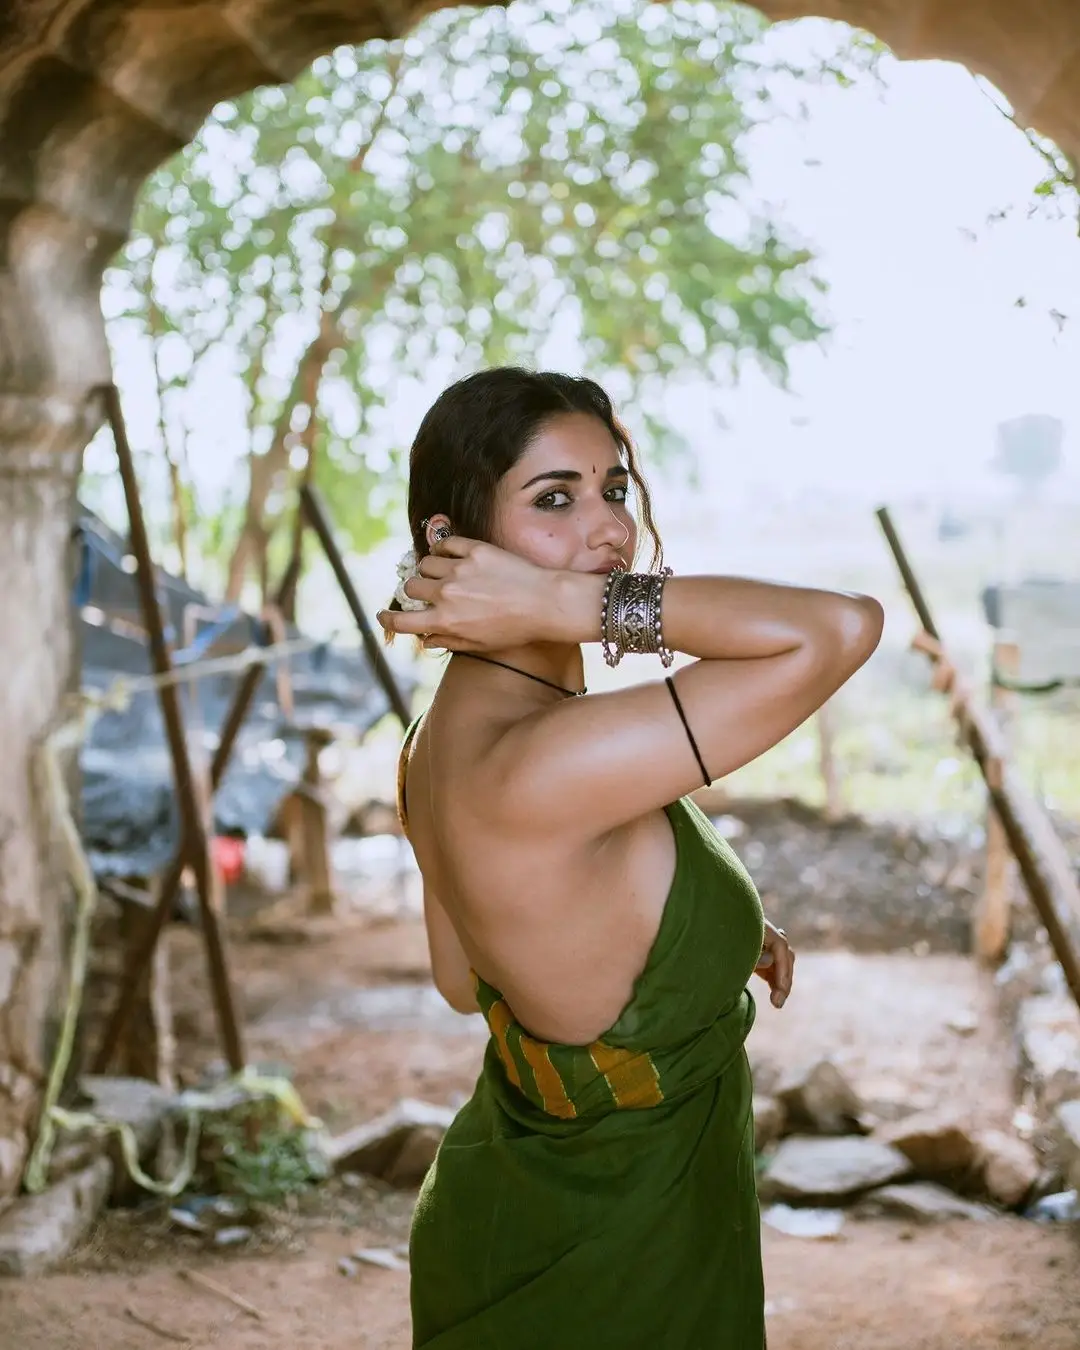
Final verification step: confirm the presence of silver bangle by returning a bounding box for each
[600,567,674,668]
[601,567,628,667]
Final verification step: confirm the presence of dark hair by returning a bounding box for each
[390,368,662,616]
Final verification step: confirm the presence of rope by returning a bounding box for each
[47,1105,202,1198]
[82,628,336,711]
[991,670,1080,696]
[42,1067,322,1200]
[22,633,331,1196]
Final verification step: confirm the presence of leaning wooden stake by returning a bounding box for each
[875,506,1080,1017]
[974,637,1020,963]
[299,484,412,730]
[97,383,244,1073]
[93,525,305,1073]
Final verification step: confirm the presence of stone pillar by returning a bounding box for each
[0,412,95,1205]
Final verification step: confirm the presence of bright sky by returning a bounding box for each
[665,22,1080,508]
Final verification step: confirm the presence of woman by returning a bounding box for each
[378,368,883,1349]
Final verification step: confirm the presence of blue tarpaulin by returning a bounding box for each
[75,506,413,877]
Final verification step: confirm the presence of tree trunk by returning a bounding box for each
[0,412,89,1207]
[224,311,338,606]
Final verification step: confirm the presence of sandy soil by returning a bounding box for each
[4,1214,1078,1349]
[7,911,1078,1349]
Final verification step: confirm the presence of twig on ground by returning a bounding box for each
[177,1267,264,1320]
[124,1306,190,1343]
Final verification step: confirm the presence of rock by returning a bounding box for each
[856,1182,994,1223]
[45,1137,104,1185]
[77,1075,173,1152]
[859,1083,934,1126]
[1025,1189,1080,1224]
[753,1096,785,1150]
[75,1075,174,1203]
[0,1158,112,1276]
[326,1098,456,1187]
[760,1136,910,1203]
[353,1245,409,1271]
[994,944,1045,1020]
[1053,1100,1080,1193]
[775,1060,864,1137]
[946,1009,979,1037]
[877,1110,978,1183]
[751,1059,782,1097]
[975,1130,1040,1207]
[1016,992,1080,1114]
[762,1204,845,1239]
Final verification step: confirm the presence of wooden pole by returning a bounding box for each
[115,892,176,1089]
[102,383,245,1072]
[93,524,305,1072]
[817,701,843,822]
[300,728,336,915]
[299,484,412,729]
[875,505,1080,1017]
[974,637,1020,963]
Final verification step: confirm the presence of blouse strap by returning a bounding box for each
[395,712,426,840]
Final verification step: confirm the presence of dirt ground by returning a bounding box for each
[6,907,1080,1349]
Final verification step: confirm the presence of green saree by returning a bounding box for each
[405,784,767,1350]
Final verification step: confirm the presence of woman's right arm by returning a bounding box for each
[556,569,882,666]
[493,570,883,837]
[379,543,883,838]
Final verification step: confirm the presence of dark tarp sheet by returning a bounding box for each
[75,507,413,878]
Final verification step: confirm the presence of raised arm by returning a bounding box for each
[379,541,883,838]
[487,570,883,836]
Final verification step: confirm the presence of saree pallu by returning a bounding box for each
[409,797,767,1350]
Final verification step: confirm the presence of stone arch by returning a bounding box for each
[0,0,1078,1205]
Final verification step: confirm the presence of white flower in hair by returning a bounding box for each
[393,549,431,612]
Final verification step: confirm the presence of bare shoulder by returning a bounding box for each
[487,604,882,840]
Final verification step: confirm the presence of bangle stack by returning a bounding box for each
[601,566,675,669]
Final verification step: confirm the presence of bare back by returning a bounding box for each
[403,678,680,1046]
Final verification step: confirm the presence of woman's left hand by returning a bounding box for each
[754,919,794,1009]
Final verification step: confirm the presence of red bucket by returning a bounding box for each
[212,835,246,885]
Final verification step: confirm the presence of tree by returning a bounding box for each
[99,0,853,600]
[992,414,1065,497]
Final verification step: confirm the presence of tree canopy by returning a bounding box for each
[95,0,860,600]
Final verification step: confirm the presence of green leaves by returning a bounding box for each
[104,0,846,592]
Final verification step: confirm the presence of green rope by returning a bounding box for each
[991,668,1080,696]
[23,699,106,1194]
[23,680,325,1197]
[48,1106,202,1198]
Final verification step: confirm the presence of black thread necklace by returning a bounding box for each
[456,651,586,698]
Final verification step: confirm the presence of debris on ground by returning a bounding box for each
[325,1099,456,1187]
[762,1203,846,1240]
[1025,1190,1080,1224]
[1055,1102,1080,1192]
